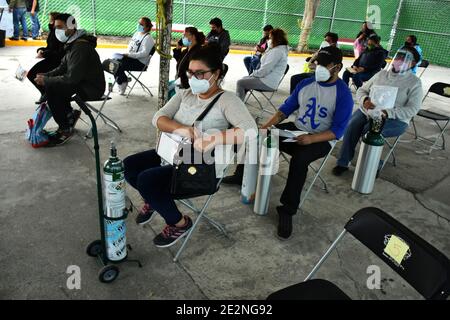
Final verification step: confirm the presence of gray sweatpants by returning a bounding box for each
[236,76,275,101]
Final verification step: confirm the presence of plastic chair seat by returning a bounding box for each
[418,110,449,121]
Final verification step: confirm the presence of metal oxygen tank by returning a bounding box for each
[254,131,279,215]
[103,141,127,261]
[241,130,259,204]
[352,116,385,194]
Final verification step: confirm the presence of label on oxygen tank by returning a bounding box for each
[105,219,127,261]
[104,170,126,218]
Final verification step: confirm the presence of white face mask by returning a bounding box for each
[315,65,331,82]
[315,64,338,82]
[189,74,214,95]
[55,28,70,43]
[267,39,273,49]
[319,41,330,49]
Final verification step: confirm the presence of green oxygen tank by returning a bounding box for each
[103,141,127,261]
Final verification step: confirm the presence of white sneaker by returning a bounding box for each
[118,82,128,95]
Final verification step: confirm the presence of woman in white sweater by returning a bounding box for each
[236,28,289,101]
[115,17,155,94]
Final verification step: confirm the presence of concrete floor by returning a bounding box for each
[0,45,449,300]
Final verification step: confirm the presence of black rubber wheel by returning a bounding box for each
[86,240,103,257]
[99,265,120,283]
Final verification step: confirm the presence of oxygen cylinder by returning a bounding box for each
[254,133,279,215]
[241,133,259,204]
[352,117,385,194]
[103,141,127,261]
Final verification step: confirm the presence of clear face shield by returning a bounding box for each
[390,49,414,74]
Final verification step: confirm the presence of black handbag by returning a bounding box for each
[170,92,224,199]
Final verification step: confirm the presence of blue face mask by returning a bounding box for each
[182,37,192,47]
[137,24,145,32]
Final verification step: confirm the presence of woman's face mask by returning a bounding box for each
[182,36,192,47]
[267,39,273,49]
[188,74,215,95]
[137,24,145,32]
[55,28,70,43]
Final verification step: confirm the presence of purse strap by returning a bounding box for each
[192,92,224,126]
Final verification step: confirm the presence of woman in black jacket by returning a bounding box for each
[172,27,205,89]
[27,12,65,103]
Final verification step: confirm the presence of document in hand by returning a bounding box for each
[277,129,309,142]
[112,53,124,60]
[157,132,189,165]
[369,85,398,110]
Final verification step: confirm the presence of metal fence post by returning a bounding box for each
[183,0,187,24]
[91,0,97,36]
[387,0,403,54]
[263,0,269,28]
[330,0,338,31]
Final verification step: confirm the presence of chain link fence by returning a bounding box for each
[37,0,449,66]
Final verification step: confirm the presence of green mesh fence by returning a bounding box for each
[36,0,449,67]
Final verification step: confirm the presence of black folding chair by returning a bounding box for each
[411,82,450,154]
[416,59,429,78]
[267,207,450,300]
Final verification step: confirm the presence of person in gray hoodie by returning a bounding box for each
[236,28,289,101]
[34,13,105,147]
[332,46,423,176]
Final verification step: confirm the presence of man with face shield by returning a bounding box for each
[332,46,423,176]
[225,46,354,240]
[33,13,105,146]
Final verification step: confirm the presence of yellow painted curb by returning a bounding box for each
[5,40,371,61]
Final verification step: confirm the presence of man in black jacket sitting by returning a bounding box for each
[34,13,105,146]
[343,34,387,89]
[27,11,65,104]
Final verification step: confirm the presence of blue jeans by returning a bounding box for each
[337,109,408,167]
[343,70,376,88]
[123,149,183,225]
[29,12,40,38]
[243,55,261,75]
[13,7,28,39]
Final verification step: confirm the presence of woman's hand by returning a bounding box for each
[174,126,195,141]
[193,133,217,152]
[37,50,44,58]
[363,98,376,110]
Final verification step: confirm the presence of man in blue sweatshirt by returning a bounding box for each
[259,46,354,239]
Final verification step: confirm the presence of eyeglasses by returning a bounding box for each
[186,69,213,80]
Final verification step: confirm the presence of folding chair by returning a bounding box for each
[126,46,156,98]
[75,59,122,138]
[279,141,337,210]
[376,134,401,176]
[172,151,236,262]
[267,207,450,300]
[411,82,450,154]
[416,59,429,78]
[244,64,290,115]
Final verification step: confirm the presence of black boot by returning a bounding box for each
[222,164,244,185]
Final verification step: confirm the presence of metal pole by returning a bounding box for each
[387,0,404,54]
[91,0,96,36]
[263,0,269,28]
[329,0,338,31]
[304,229,347,281]
[182,0,186,24]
